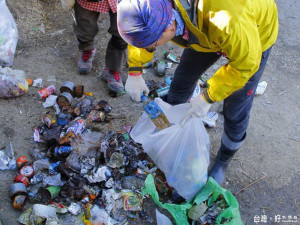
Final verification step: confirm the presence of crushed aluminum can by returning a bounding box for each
[37,85,56,99]
[54,146,73,158]
[20,165,34,178]
[58,131,76,145]
[49,161,60,175]
[12,194,27,210]
[122,190,143,211]
[42,113,57,128]
[16,156,29,169]
[14,174,29,187]
[66,118,86,135]
[57,113,71,126]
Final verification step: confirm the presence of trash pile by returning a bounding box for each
[0,66,28,98]
[9,80,160,224]
[5,79,243,225]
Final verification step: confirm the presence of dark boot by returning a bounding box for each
[208,143,237,185]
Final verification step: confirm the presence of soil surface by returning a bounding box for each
[0,0,299,224]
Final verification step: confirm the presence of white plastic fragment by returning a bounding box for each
[43,95,58,108]
[0,142,16,170]
[202,111,218,128]
[156,209,173,225]
[255,81,268,96]
[68,202,81,215]
[33,128,43,143]
[85,166,111,183]
[32,78,43,87]
[90,205,112,224]
[32,204,57,219]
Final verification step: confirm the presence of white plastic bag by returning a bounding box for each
[156,209,173,225]
[131,98,210,201]
[0,66,28,98]
[0,0,18,66]
[0,0,18,65]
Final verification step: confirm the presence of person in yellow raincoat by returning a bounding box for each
[117,0,278,187]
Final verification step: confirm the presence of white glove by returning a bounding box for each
[61,0,75,11]
[125,75,149,102]
[180,94,211,126]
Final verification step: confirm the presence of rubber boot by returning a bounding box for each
[208,143,237,185]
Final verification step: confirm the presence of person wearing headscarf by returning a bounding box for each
[117,0,278,185]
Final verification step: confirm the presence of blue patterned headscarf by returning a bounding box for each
[117,0,173,48]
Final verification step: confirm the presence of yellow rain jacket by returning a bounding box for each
[127,0,278,102]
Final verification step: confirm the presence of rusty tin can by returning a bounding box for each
[42,114,57,128]
[12,195,27,210]
[57,92,73,107]
[60,81,75,96]
[14,174,29,187]
[74,85,84,98]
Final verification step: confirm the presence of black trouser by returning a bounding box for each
[73,1,127,72]
[165,47,272,150]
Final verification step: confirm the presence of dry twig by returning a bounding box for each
[235,173,267,195]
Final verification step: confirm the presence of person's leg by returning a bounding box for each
[73,1,99,73]
[165,49,220,105]
[101,10,127,92]
[105,10,128,72]
[209,47,273,184]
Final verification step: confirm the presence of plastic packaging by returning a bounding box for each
[255,81,268,95]
[132,98,210,201]
[156,209,173,225]
[0,141,16,170]
[90,205,112,224]
[144,100,170,130]
[0,67,28,98]
[142,175,244,225]
[163,51,180,63]
[0,0,18,66]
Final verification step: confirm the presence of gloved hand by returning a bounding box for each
[60,0,75,11]
[125,75,149,102]
[180,94,211,126]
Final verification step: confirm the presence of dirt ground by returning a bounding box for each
[0,0,299,224]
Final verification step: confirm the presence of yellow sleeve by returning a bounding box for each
[128,44,154,76]
[204,18,262,102]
